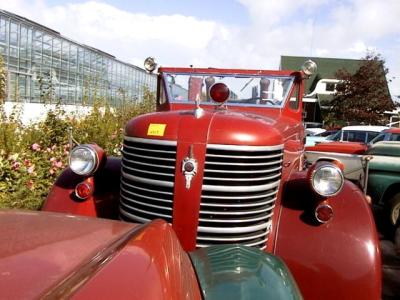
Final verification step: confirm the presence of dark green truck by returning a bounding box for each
[365,141,400,227]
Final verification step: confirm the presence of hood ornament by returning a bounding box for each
[182,145,197,189]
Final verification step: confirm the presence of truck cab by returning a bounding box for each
[43,60,381,300]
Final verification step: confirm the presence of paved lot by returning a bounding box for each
[374,207,400,299]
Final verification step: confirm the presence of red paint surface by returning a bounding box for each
[0,210,135,299]
[73,220,202,300]
[274,171,381,300]
[306,141,368,154]
[43,158,121,219]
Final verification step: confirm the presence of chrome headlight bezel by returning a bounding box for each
[310,163,344,197]
[69,145,99,176]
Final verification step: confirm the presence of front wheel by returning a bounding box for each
[390,193,400,226]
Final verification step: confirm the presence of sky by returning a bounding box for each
[1,0,400,98]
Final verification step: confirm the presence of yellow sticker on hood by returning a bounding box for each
[147,123,166,136]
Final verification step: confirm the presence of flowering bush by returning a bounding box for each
[0,90,155,209]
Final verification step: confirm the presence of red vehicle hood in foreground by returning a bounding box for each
[305,141,368,154]
[0,210,201,300]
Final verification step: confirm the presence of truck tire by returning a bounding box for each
[390,193,400,226]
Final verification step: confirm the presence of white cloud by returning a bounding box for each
[0,0,399,96]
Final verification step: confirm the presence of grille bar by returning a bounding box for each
[197,143,283,249]
[120,138,176,224]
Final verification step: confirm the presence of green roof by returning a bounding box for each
[280,56,363,94]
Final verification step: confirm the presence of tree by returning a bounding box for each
[330,52,395,125]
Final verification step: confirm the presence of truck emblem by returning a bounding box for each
[182,145,197,189]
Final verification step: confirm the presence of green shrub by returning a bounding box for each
[0,89,155,209]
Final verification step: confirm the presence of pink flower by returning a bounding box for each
[23,159,31,167]
[31,143,41,151]
[46,147,52,153]
[27,165,35,174]
[11,161,20,170]
[51,145,57,150]
[54,161,63,168]
[49,168,55,175]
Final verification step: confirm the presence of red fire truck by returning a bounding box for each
[43,58,381,299]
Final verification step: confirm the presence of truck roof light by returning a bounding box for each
[144,57,157,73]
[209,82,230,103]
[301,60,317,76]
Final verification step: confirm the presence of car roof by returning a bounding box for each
[341,125,389,132]
[384,127,400,133]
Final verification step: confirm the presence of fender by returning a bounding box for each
[274,171,381,300]
[190,245,302,300]
[42,157,121,219]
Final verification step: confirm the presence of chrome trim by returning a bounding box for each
[121,179,173,196]
[206,144,284,151]
[198,221,270,234]
[120,209,151,223]
[206,152,283,159]
[124,136,177,146]
[121,158,175,170]
[120,202,171,219]
[121,194,173,211]
[203,180,280,192]
[199,211,273,223]
[201,197,276,208]
[201,190,277,200]
[200,205,274,215]
[121,186,172,204]
[123,143,176,154]
[205,159,282,166]
[197,231,267,242]
[204,165,282,174]
[121,163,174,177]
[122,151,176,162]
[203,173,280,182]
[122,171,174,188]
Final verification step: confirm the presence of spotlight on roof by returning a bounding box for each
[144,57,157,73]
[301,59,317,77]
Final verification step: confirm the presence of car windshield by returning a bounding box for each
[163,73,295,108]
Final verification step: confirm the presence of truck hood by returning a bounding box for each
[125,109,283,146]
[0,210,201,299]
[0,210,136,299]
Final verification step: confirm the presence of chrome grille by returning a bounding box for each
[120,137,176,223]
[197,144,283,249]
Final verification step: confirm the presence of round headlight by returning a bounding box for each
[310,164,344,197]
[301,59,317,76]
[69,145,98,176]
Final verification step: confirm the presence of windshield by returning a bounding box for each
[163,73,295,108]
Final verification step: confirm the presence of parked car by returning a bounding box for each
[42,59,381,299]
[369,127,400,144]
[305,129,339,146]
[0,209,301,299]
[365,141,400,227]
[305,125,388,180]
[322,125,388,143]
